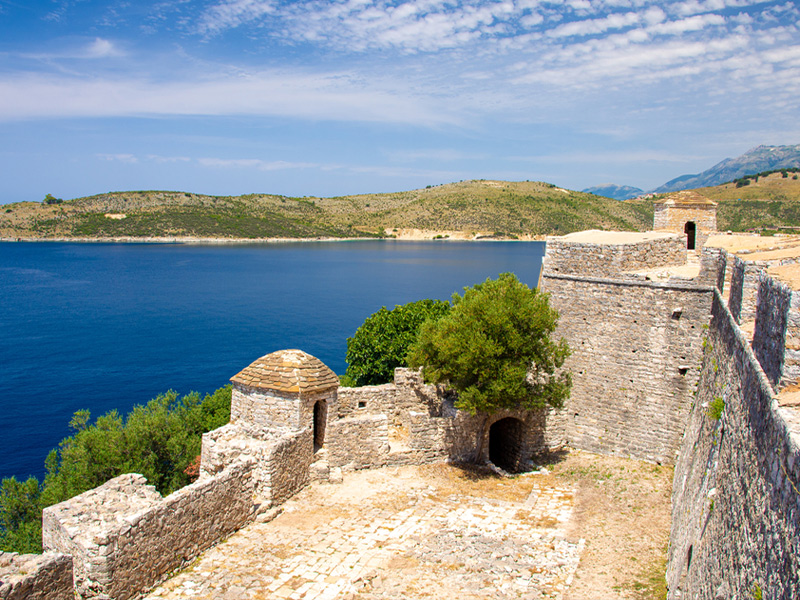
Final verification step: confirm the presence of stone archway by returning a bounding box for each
[684,221,696,250]
[313,400,326,452]
[489,417,526,472]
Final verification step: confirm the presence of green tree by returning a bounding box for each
[0,477,43,553]
[344,299,451,386]
[42,194,63,205]
[407,273,571,460]
[0,385,232,554]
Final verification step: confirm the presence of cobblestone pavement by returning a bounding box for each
[144,464,583,600]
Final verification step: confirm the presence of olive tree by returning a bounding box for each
[407,273,571,460]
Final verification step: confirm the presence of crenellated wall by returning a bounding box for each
[667,291,800,599]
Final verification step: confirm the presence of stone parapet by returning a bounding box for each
[752,272,793,390]
[0,552,73,600]
[201,424,310,506]
[327,415,390,470]
[42,459,256,600]
[543,233,686,278]
[337,368,441,424]
[727,256,766,324]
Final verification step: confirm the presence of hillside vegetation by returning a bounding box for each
[0,180,653,240]
[696,170,800,232]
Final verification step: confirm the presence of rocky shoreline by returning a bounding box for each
[0,231,545,244]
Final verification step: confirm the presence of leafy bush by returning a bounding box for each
[344,299,451,386]
[0,386,231,553]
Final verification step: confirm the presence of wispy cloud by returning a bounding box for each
[97,153,139,164]
[197,158,317,171]
[20,38,126,61]
[0,70,460,126]
[197,0,277,35]
[510,150,709,164]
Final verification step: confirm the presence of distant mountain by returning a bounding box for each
[582,184,644,201]
[651,144,800,194]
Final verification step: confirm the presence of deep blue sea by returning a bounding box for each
[0,240,545,481]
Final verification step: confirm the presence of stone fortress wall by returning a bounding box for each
[542,229,800,599]
[3,194,800,599]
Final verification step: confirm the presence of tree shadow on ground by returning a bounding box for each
[532,447,571,468]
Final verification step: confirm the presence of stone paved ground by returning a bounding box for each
[144,463,583,600]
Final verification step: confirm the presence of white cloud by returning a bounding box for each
[20,38,125,61]
[648,13,725,35]
[84,38,125,59]
[197,0,276,35]
[0,70,461,126]
[146,155,192,163]
[547,11,641,38]
[97,153,139,164]
[197,158,318,171]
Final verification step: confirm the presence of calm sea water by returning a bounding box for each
[0,240,544,481]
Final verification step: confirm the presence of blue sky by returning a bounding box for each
[0,0,798,202]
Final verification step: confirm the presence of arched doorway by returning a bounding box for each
[313,400,326,452]
[489,417,526,472]
[684,221,696,250]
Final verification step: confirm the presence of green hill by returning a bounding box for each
[694,170,800,233]
[0,181,654,240]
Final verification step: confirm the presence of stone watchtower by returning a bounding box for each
[653,190,717,250]
[229,349,339,450]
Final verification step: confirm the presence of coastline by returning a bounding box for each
[0,230,546,244]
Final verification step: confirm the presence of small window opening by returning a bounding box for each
[687,545,693,569]
[672,309,683,320]
[679,367,689,376]
[357,400,367,409]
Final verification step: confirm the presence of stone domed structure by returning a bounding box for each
[231,349,339,395]
[230,349,338,440]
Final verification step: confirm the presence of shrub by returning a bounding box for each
[344,299,451,386]
[707,396,725,420]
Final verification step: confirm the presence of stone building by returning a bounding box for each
[653,190,717,250]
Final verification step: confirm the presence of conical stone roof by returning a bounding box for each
[230,349,338,395]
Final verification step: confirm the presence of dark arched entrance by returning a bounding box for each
[313,400,326,452]
[684,221,696,250]
[489,417,526,472]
